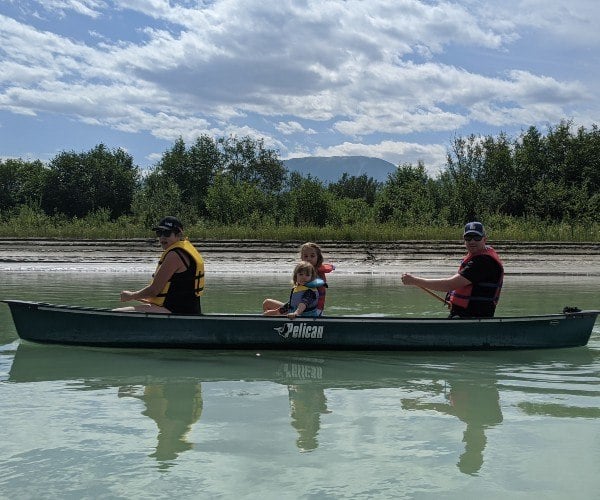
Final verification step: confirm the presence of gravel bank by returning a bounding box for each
[1,238,600,276]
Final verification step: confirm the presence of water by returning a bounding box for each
[1,273,599,499]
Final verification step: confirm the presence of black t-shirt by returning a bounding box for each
[451,254,503,318]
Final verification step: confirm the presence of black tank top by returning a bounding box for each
[163,248,201,314]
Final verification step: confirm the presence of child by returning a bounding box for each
[263,261,320,319]
[299,242,334,315]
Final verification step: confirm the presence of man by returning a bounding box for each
[401,222,504,318]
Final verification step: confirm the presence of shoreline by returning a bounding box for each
[1,238,600,275]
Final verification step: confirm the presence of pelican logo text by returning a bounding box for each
[275,322,324,339]
[281,363,323,379]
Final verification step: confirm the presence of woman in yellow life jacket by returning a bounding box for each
[116,216,204,314]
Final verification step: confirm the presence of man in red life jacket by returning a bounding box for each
[401,222,504,318]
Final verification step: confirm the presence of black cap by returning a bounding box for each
[463,221,485,237]
[153,216,183,232]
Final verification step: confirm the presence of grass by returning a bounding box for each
[1,207,599,241]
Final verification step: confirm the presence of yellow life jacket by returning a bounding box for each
[146,239,204,307]
[287,284,319,316]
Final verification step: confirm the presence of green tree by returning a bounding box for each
[375,163,437,225]
[152,135,286,219]
[512,126,546,219]
[156,135,220,217]
[329,197,375,225]
[328,173,380,205]
[131,172,187,229]
[578,125,600,195]
[205,175,279,225]
[218,136,286,192]
[543,121,597,221]
[284,173,331,226]
[441,135,487,222]
[575,124,600,221]
[478,133,518,216]
[42,144,138,218]
[0,158,47,212]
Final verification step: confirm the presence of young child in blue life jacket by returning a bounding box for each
[263,261,320,319]
[299,242,334,315]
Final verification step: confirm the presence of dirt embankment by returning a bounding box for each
[1,238,600,276]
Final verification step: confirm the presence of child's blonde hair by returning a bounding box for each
[292,261,317,284]
[299,242,324,268]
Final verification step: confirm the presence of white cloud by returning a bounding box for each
[23,0,106,18]
[0,1,598,168]
[478,1,600,45]
[275,121,317,135]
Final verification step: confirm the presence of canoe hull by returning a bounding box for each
[4,300,597,350]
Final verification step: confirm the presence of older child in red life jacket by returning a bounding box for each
[299,242,334,315]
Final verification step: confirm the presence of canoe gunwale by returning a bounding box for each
[5,299,599,323]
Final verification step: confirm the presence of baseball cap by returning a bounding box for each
[153,216,183,232]
[463,221,485,237]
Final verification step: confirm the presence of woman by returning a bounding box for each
[116,216,205,314]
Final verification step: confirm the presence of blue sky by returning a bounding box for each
[1,0,598,175]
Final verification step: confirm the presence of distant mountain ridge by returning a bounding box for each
[283,156,397,183]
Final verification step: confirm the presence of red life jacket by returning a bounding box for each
[448,247,504,310]
[316,263,334,313]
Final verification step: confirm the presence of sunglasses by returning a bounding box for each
[155,229,174,237]
[464,234,483,242]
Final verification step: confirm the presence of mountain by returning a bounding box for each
[283,156,397,183]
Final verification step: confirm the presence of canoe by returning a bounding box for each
[4,300,598,350]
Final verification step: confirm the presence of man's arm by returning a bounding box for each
[401,272,471,292]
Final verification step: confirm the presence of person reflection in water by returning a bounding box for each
[118,382,203,469]
[288,384,331,452]
[402,378,503,475]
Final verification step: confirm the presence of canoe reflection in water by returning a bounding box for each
[401,378,502,475]
[117,383,203,467]
[8,343,594,472]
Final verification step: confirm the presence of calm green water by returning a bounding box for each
[1,273,599,499]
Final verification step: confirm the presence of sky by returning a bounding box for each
[0,0,598,175]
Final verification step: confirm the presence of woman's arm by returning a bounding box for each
[120,251,184,302]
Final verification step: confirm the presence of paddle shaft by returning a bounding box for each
[418,286,450,308]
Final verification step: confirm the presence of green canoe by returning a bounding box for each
[3,300,598,350]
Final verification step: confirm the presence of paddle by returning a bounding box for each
[418,286,450,308]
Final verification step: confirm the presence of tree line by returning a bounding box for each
[1,121,599,231]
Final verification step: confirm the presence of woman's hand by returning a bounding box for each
[120,290,135,302]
